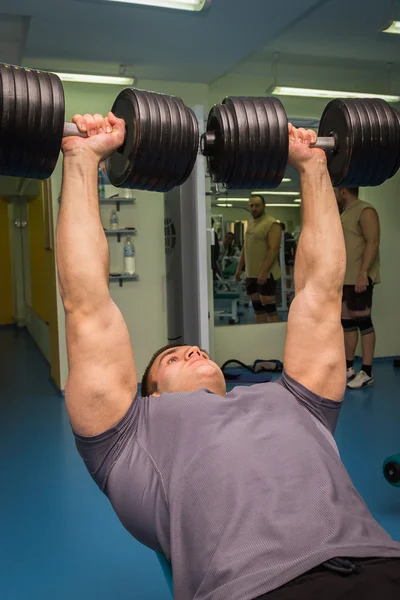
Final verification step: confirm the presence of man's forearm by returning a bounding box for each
[296,161,346,294]
[360,242,379,276]
[56,154,110,313]
[260,249,279,277]
[237,246,245,271]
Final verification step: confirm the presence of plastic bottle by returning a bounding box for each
[110,211,119,230]
[98,168,105,197]
[123,237,135,275]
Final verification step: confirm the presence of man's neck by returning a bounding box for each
[343,196,359,210]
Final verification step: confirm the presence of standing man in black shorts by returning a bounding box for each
[335,187,380,389]
[235,195,282,323]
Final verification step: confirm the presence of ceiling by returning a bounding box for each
[0,0,327,83]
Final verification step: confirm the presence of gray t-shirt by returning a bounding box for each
[74,372,400,600]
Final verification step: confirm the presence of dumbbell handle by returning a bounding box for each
[313,136,337,151]
[63,122,87,138]
[65,121,338,154]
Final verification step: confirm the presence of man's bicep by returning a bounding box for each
[283,286,346,402]
[360,208,380,243]
[65,299,137,436]
[267,223,282,251]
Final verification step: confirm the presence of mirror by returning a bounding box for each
[211,167,301,327]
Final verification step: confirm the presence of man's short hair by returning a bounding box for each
[141,343,184,397]
[250,194,265,205]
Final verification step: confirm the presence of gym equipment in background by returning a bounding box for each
[383,453,400,487]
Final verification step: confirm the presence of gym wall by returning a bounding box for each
[51,79,209,389]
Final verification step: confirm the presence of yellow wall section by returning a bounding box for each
[28,194,50,323]
[0,199,13,324]
[28,184,61,388]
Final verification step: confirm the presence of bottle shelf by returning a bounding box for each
[109,274,139,287]
[104,228,137,242]
[99,196,136,211]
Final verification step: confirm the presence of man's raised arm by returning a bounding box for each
[57,112,137,436]
[283,125,346,402]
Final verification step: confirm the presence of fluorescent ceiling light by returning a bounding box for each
[251,191,300,196]
[54,72,135,85]
[294,198,301,203]
[383,21,400,34]
[216,203,233,207]
[271,85,400,103]
[217,198,300,207]
[99,0,208,11]
[282,178,292,183]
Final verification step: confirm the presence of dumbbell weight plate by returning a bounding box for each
[106,88,198,192]
[319,99,362,186]
[0,64,18,176]
[0,63,65,179]
[266,97,288,189]
[227,98,252,188]
[374,99,400,184]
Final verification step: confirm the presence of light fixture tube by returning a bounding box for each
[98,0,208,11]
[383,21,400,34]
[54,72,135,85]
[270,85,400,103]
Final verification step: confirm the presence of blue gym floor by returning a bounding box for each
[1,328,399,600]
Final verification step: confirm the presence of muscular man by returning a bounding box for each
[235,195,282,323]
[57,115,400,600]
[335,187,380,389]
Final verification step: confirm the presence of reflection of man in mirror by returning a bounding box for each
[235,195,282,323]
[335,187,380,389]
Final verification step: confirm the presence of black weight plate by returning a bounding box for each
[0,64,17,176]
[221,102,237,185]
[39,70,64,179]
[134,90,164,190]
[319,99,359,186]
[23,68,43,178]
[26,68,52,179]
[240,98,261,189]
[349,99,375,187]
[161,94,184,191]
[226,98,251,189]
[386,105,400,180]
[248,98,269,189]
[271,96,289,188]
[169,97,189,189]
[176,103,199,188]
[364,99,390,186]
[107,88,143,188]
[373,99,399,185]
[4,65,29,177]
[205,103,234,185]
[262,98,281,188]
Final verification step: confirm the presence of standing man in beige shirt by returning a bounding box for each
[235,195,282,324]
[335,187,380,389]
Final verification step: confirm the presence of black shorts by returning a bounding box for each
[246,276,277,297]
[254,557,400,600]
[342,277,374,312]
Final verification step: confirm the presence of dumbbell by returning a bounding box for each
[0,63,199,192]
[383,453,400,487]
[200,95,400,189]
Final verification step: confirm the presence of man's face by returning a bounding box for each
[248,196,265,219]
[149,346,226,397]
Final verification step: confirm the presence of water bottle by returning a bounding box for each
[98,168,105,197]
[123,237,135,275]
[110,211,119,230]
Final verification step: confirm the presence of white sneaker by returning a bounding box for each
[347,367,355,381]
[347,370,374,389]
